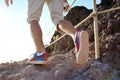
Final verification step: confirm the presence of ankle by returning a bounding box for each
[36,52,45,56]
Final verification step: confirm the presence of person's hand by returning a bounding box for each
[64,2,70,12]
[5,0,13,7]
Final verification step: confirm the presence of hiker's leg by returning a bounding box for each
[47,0,76,38]
[27,0,45,53]
[30,20,45,53]
[48,0,89,64]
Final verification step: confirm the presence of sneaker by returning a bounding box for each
[27,52,48,64]
[74,31,89,64]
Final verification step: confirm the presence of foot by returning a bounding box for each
[27,52,48,64]
[74,31,89,64]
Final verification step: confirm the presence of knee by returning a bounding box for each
[58,19,71,27]
[29,20,39,25]
[58,20,66,25]
[57,20,71,31]
[58,20,69,25]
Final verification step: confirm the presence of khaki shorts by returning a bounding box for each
[27,0,64,26]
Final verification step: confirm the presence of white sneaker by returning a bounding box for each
[74,31,89,64]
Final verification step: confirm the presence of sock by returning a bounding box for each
[37,52,45,56]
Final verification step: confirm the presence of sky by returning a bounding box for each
[0,0,100,63]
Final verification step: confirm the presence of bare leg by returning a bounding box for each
[58,20,89,64]
[58,20,76,38]
[30,20,45,53]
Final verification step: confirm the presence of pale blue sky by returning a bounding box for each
[0,0,100,63]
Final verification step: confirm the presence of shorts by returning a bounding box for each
[27,0,64,26]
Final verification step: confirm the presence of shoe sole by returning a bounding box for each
[26,61,48,65]
[76,31,89,64]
